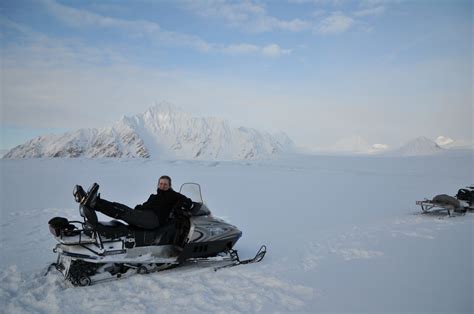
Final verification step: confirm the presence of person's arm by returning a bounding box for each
[173,192,193,212]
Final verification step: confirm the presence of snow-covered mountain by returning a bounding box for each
[392,136,444,156]
[3,103,294,160]
[435,135,473,150]
[368,143,389,154]
[435,135,454,147]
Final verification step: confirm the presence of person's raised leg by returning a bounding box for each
[95,199,160,229]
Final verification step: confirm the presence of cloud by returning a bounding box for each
[187,0,266,23]
[262,44,292,58]
[289,0,389,33]
[0,17,34,35]
[200,0,392,35]
[221,43,260,55]
[40,0,290,58]
[42,0,213,52]
[353,6,385,17]
[0,17,125,67]
[312,9,327,17]
[43,0,159,32]
[272,18,311,32]
[219,43,291,57]
[41,0,388,52]
[177,0,311,33]
[288,0,350,4]
[316,12,354,34]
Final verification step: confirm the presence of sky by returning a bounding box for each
[0,0,472,151]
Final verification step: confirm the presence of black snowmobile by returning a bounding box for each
[47,183,266,286]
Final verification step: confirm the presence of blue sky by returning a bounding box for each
[1,0,472,150]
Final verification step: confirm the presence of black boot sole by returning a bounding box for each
[82,183,100,207]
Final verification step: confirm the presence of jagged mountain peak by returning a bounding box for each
[143,102,184,119]
[4,103,294,160]
[141,103,228,128]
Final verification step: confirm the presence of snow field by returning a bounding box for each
[0,154,472,312]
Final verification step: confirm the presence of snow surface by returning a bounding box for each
[1,153,473,313]
[2,103,294,160]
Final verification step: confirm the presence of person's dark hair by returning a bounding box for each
[159,175,172,187]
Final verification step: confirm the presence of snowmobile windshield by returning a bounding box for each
[179,183,203,204]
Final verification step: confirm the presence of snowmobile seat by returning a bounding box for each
[99,220,126,228]
[130,221,177,247]
[92,220,130,239]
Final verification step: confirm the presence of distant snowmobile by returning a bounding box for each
[46,183,266,286]
[416,186,474,216]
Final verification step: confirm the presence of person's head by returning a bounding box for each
[157,175,172,192]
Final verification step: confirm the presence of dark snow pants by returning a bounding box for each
[95,198,160,230]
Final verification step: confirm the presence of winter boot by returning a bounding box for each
[82,183,100,208]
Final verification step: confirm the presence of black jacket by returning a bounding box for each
[135,189,192,224]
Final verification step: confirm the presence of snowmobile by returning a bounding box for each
[46,183,266,286]
[416,186,474,216]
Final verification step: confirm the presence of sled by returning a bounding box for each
[416,193,469,217]
[416,199,457,216]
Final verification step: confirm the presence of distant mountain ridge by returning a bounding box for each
[318,135,471,156]
[3,103,295,160]
[391,136,444,156]
[389,136,473,156]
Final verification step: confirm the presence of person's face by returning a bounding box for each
[158,178,171,191]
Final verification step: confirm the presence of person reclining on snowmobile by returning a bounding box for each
[73,175,192,230]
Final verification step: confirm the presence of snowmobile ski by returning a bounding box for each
[214,245,267,271]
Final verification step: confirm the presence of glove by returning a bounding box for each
[172,205,191,217]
